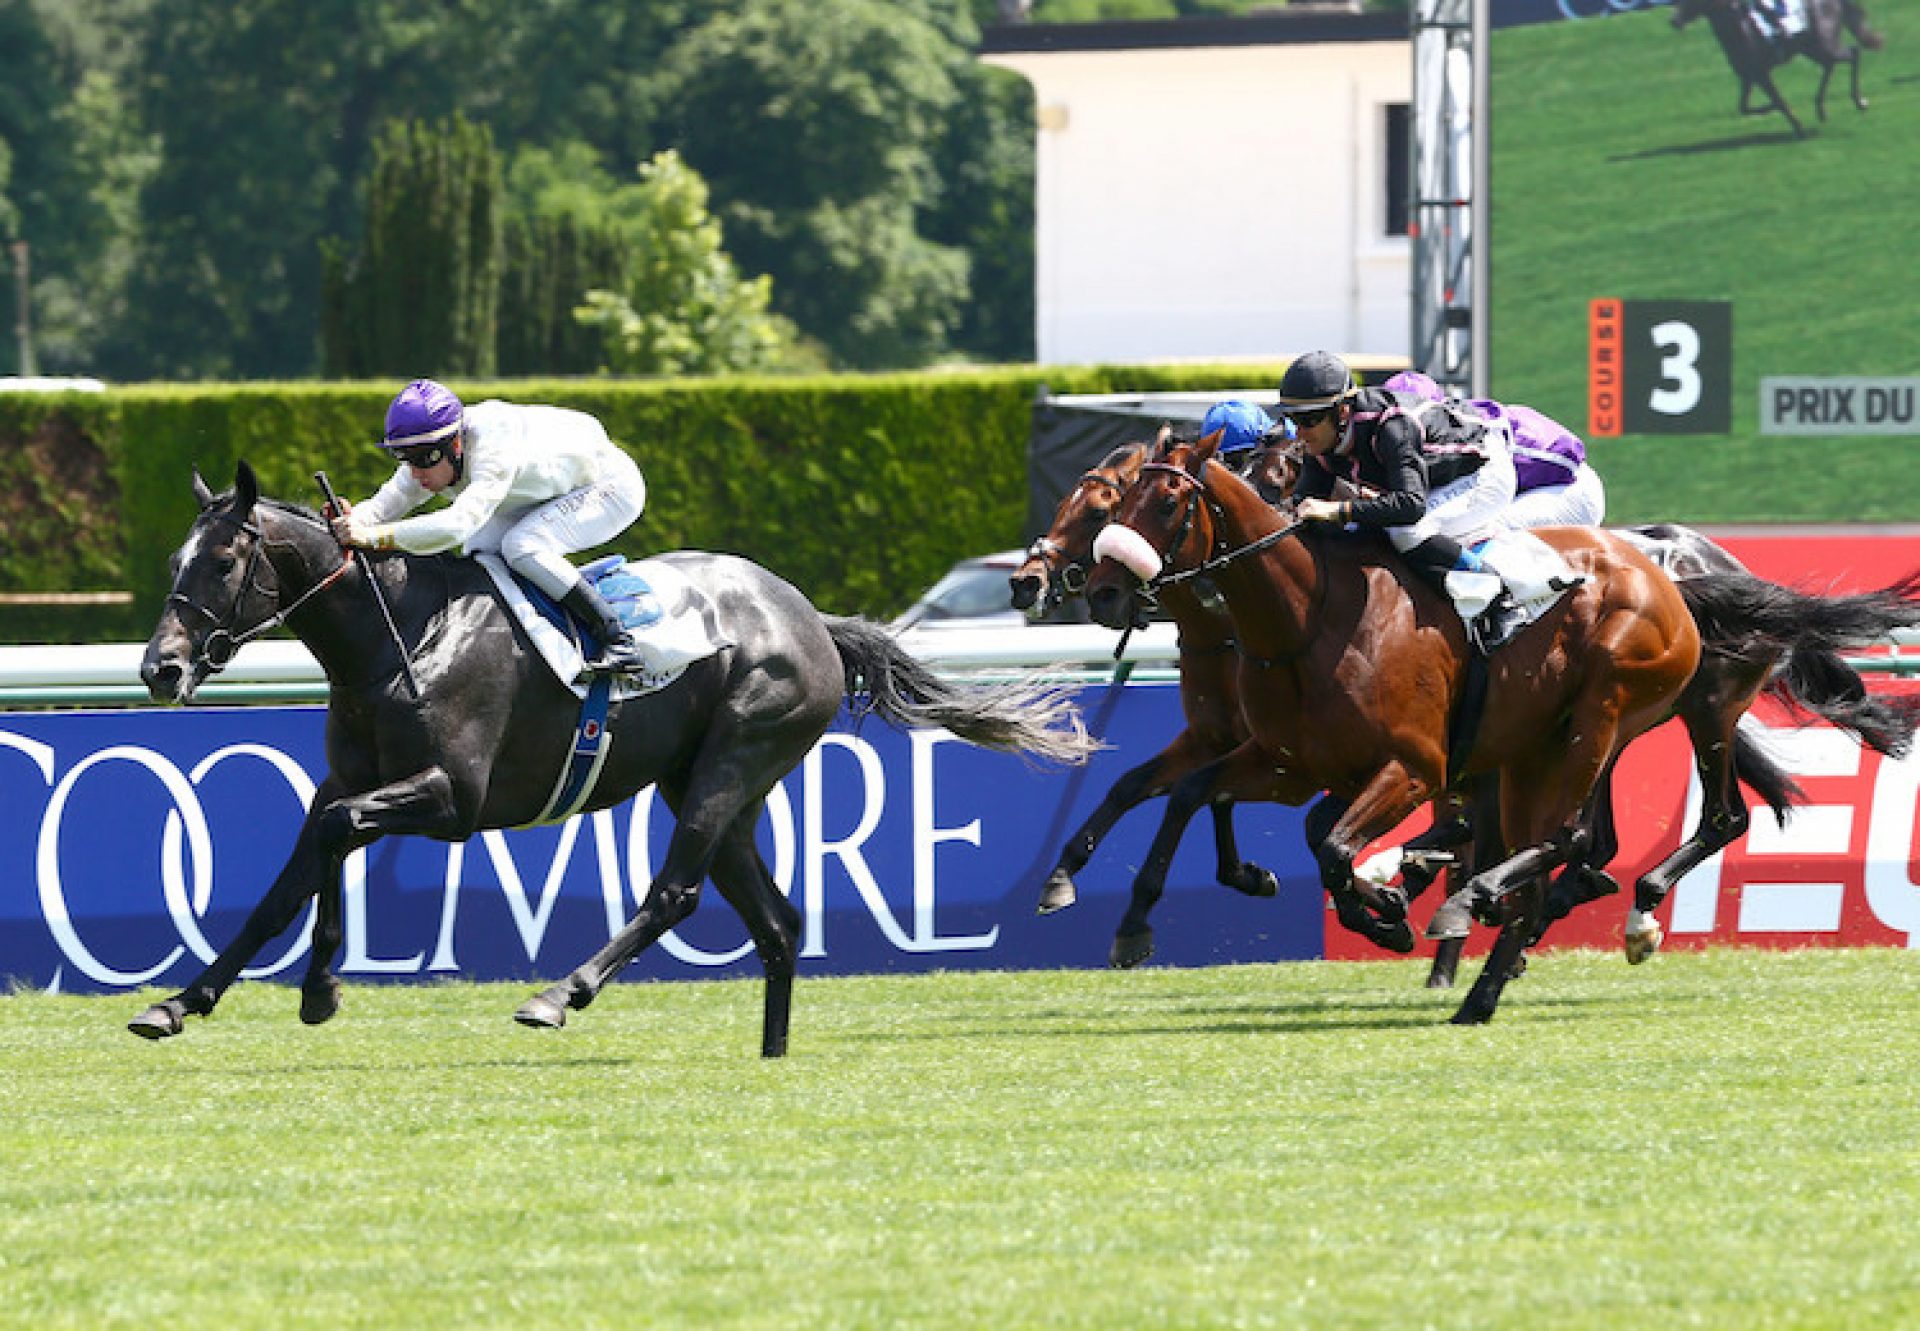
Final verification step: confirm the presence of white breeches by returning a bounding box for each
[1504,464,1606,529]
[471,454,646,599]
[1385,449,1517,555]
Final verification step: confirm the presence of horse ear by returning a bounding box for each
[191,469,214,509]
[233,459,260,513]
[1191,428,1225,474]
[1153,422,1173,452]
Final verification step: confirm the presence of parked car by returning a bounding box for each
[892,550,1040,630]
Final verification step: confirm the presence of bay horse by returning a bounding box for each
[1084,431,1707,1024]
[1254,443,1920,981]
[1009,431,1284,931]
[1672,0,1883,138]
[133,461,1096,1057]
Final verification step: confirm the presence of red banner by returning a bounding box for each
[1326,530,1920,961]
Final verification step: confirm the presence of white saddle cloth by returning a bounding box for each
[475,554,732,700]
[1475,529,1584,625]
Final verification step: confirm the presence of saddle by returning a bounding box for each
[1467,530,1585,654]
[476,553,732,699]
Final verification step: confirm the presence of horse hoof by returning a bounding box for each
[514,994,569,1029]
[1036,869,1078,915]
[1377,920,1417,955]
[1226,864,1279,898]
[1448,1005,1494,1026]
[1374,885,1409,925]
[1109,929,1154,969]
[299,977,342,1026]
[128,1001,185,1040]
[1425,969,1456,990]
[1625,924,1663,966]
[1426,896,1475,941]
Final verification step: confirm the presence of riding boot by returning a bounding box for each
[560,580,647,674]
[1403,536,1503,621]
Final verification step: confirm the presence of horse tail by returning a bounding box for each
[1732,722,1803,823]
[822,615,1101,766]
[1680,569,1920,758]
[1840,0,1884,49]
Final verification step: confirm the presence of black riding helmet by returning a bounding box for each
[1275,350,1357,412]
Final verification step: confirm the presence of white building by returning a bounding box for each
[980,9,1412,367]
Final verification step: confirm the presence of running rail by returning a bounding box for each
[3,625,1916,707]
[0,625,1190,707]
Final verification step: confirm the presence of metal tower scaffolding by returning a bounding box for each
[1409,0,1488,397]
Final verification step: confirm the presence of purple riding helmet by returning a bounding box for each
[1381,371,1585,492]
[381,378,464,452]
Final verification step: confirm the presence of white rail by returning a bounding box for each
[3,621,1915,701]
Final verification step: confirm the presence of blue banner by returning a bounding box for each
[0,685,1327,994]
[1493,0,1670,29]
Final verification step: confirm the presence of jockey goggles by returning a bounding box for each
[391,441,451,468]
[1282,405,1339,429]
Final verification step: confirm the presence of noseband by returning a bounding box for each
[167,508,354,675]
[1028,466,1135,596]
[1128,460,1304,591]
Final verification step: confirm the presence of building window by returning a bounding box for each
[1384,102,1410,239]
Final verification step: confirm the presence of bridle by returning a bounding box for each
[1026,466,1131,598]
[1131,460,1304,591]
[166,506,355,675]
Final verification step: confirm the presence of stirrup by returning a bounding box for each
[584,635,647,674]
[1471,593,1527,655]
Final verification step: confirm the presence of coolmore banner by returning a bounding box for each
[7,533,1920,994]
[0,683,1324,995]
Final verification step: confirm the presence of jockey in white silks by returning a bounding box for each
[332,378,651,673]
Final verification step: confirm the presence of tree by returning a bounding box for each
[574,152,810,376]
[321,116,499,378]
[659,0,973,368]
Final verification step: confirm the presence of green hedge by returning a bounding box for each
[0,367,1295,644]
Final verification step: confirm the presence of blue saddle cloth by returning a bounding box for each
[517,555,667,652]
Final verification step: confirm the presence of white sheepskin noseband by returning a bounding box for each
[1092,523,1163,583]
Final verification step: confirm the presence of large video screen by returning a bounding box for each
[1488,0,1919,524]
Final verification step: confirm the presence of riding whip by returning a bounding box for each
[315,470,422,700]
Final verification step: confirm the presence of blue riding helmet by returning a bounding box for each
[1200,400,1278,455]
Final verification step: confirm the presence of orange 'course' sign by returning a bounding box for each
[1588,297,1622,437]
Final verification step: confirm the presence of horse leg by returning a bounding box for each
[516,709,822,1039]
[1814,59,1837,120]
[129,769,463,1039]
[1626,710,1756,966]
[1110,761,1223,969]
[1210,801,1280,901]
[1531,762,1623,949]
[702,811,803,1058]
[1110,741,1316,969]
[1310,764,1444,956]
[513,762,733,1031]
[1036,731,1220,915]
[1846,47,1867,112]
[1450,885,1543,1026]
[298,873,345,1027]
[1751,71,1806,135]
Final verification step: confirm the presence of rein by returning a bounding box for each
[167,510,360,672]
[1136,461,1305,590]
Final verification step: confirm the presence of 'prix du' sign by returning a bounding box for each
[1760,378,1920,435]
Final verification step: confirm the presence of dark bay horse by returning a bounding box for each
[1009,432,1283,935]
[134,462,1095,1057]
[1084,432,1705,1024]
[1672,0,1883,138]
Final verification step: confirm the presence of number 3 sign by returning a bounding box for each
[1588,299,1732,436]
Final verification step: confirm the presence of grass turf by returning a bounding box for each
[1488,5,1920,524]
[3,949,1920,1329]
